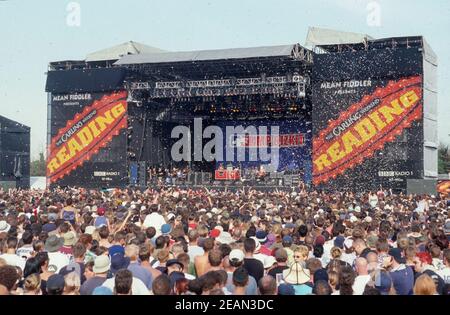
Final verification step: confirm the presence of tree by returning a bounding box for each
[30,152,46,176]
[438,143,449,175]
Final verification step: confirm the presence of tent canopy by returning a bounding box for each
[305,27,374,48]
[86,41,166,62]
[114,44,300,65]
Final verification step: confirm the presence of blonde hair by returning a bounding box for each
[23,274,41,294]
[271,224,283,236]
[413,274,437,295]
[125,244,140,260]
[0,257,6,267]
[331,247,342,260]
[294,245,309,260]
[328,271,339,288]
[64,272,81,295]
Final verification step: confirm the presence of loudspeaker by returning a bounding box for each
[129,162,138,185]
[138,161,147,187]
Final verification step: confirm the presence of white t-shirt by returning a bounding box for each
[341,252,356,266]
[188,245,204,262]
[48,252,70,273]
[0,253,26,271]
[16,245,34,260]
[143,213,166,234]
[437,267,450,284]
[352,274,371,295]
[102,276,150,295]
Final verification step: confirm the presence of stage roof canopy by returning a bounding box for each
[114,44,305,66]
[86,41,166,62]
[305,27,374,47]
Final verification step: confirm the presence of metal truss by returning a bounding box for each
[126,75,307,99]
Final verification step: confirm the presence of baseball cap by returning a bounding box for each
[282,235,293,244]
[334,235,345,249]
[388,248,406,264]
[46,274,65,292]
[229,249,245,263]
[314,269,329,283]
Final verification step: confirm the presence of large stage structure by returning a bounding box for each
[0,115,30,189]
[45,32,438,193]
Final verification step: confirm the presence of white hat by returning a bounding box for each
[211,207,221,214]
[216,232,234,245]
[229,249,244,263]
[354,206,361,213]
[263,255,277,269]
[0,221,11,233]
[364,216,373,223]
[140,206,146,211]
[350,216,358,223]
[130,204,137,210]
[167,213,176,221]
[198,208,207,213]
[85,226,96,235]
[251,216,259,223]
[93,255,111,274]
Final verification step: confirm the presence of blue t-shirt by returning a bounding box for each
[390,265,414,295]
[292,283,313,295]
[94,216,108,228]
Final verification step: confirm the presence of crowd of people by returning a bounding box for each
[0,186,448,295]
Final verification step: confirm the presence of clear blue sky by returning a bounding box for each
[0,0,449,159]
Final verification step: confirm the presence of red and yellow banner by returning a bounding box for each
[47,91,128,183]
[313,76,422,185]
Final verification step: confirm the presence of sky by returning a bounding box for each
[0,0,449,159]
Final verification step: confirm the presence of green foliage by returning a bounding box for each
[30,152,46,176]
[438,143,449,174]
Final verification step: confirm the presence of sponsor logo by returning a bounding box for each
[378,171,413,177]
[313,76,422,185]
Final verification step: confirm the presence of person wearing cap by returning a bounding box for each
[46,274,65,295]
[281,235,295,266]
[80,255,110,295]
[278,283,296,295]
[59,231,77,259]
[385,248,414,295]
[225,249,258,295]
[45,235,70,273]
[94,207,110,229]
[41,214,57,234]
